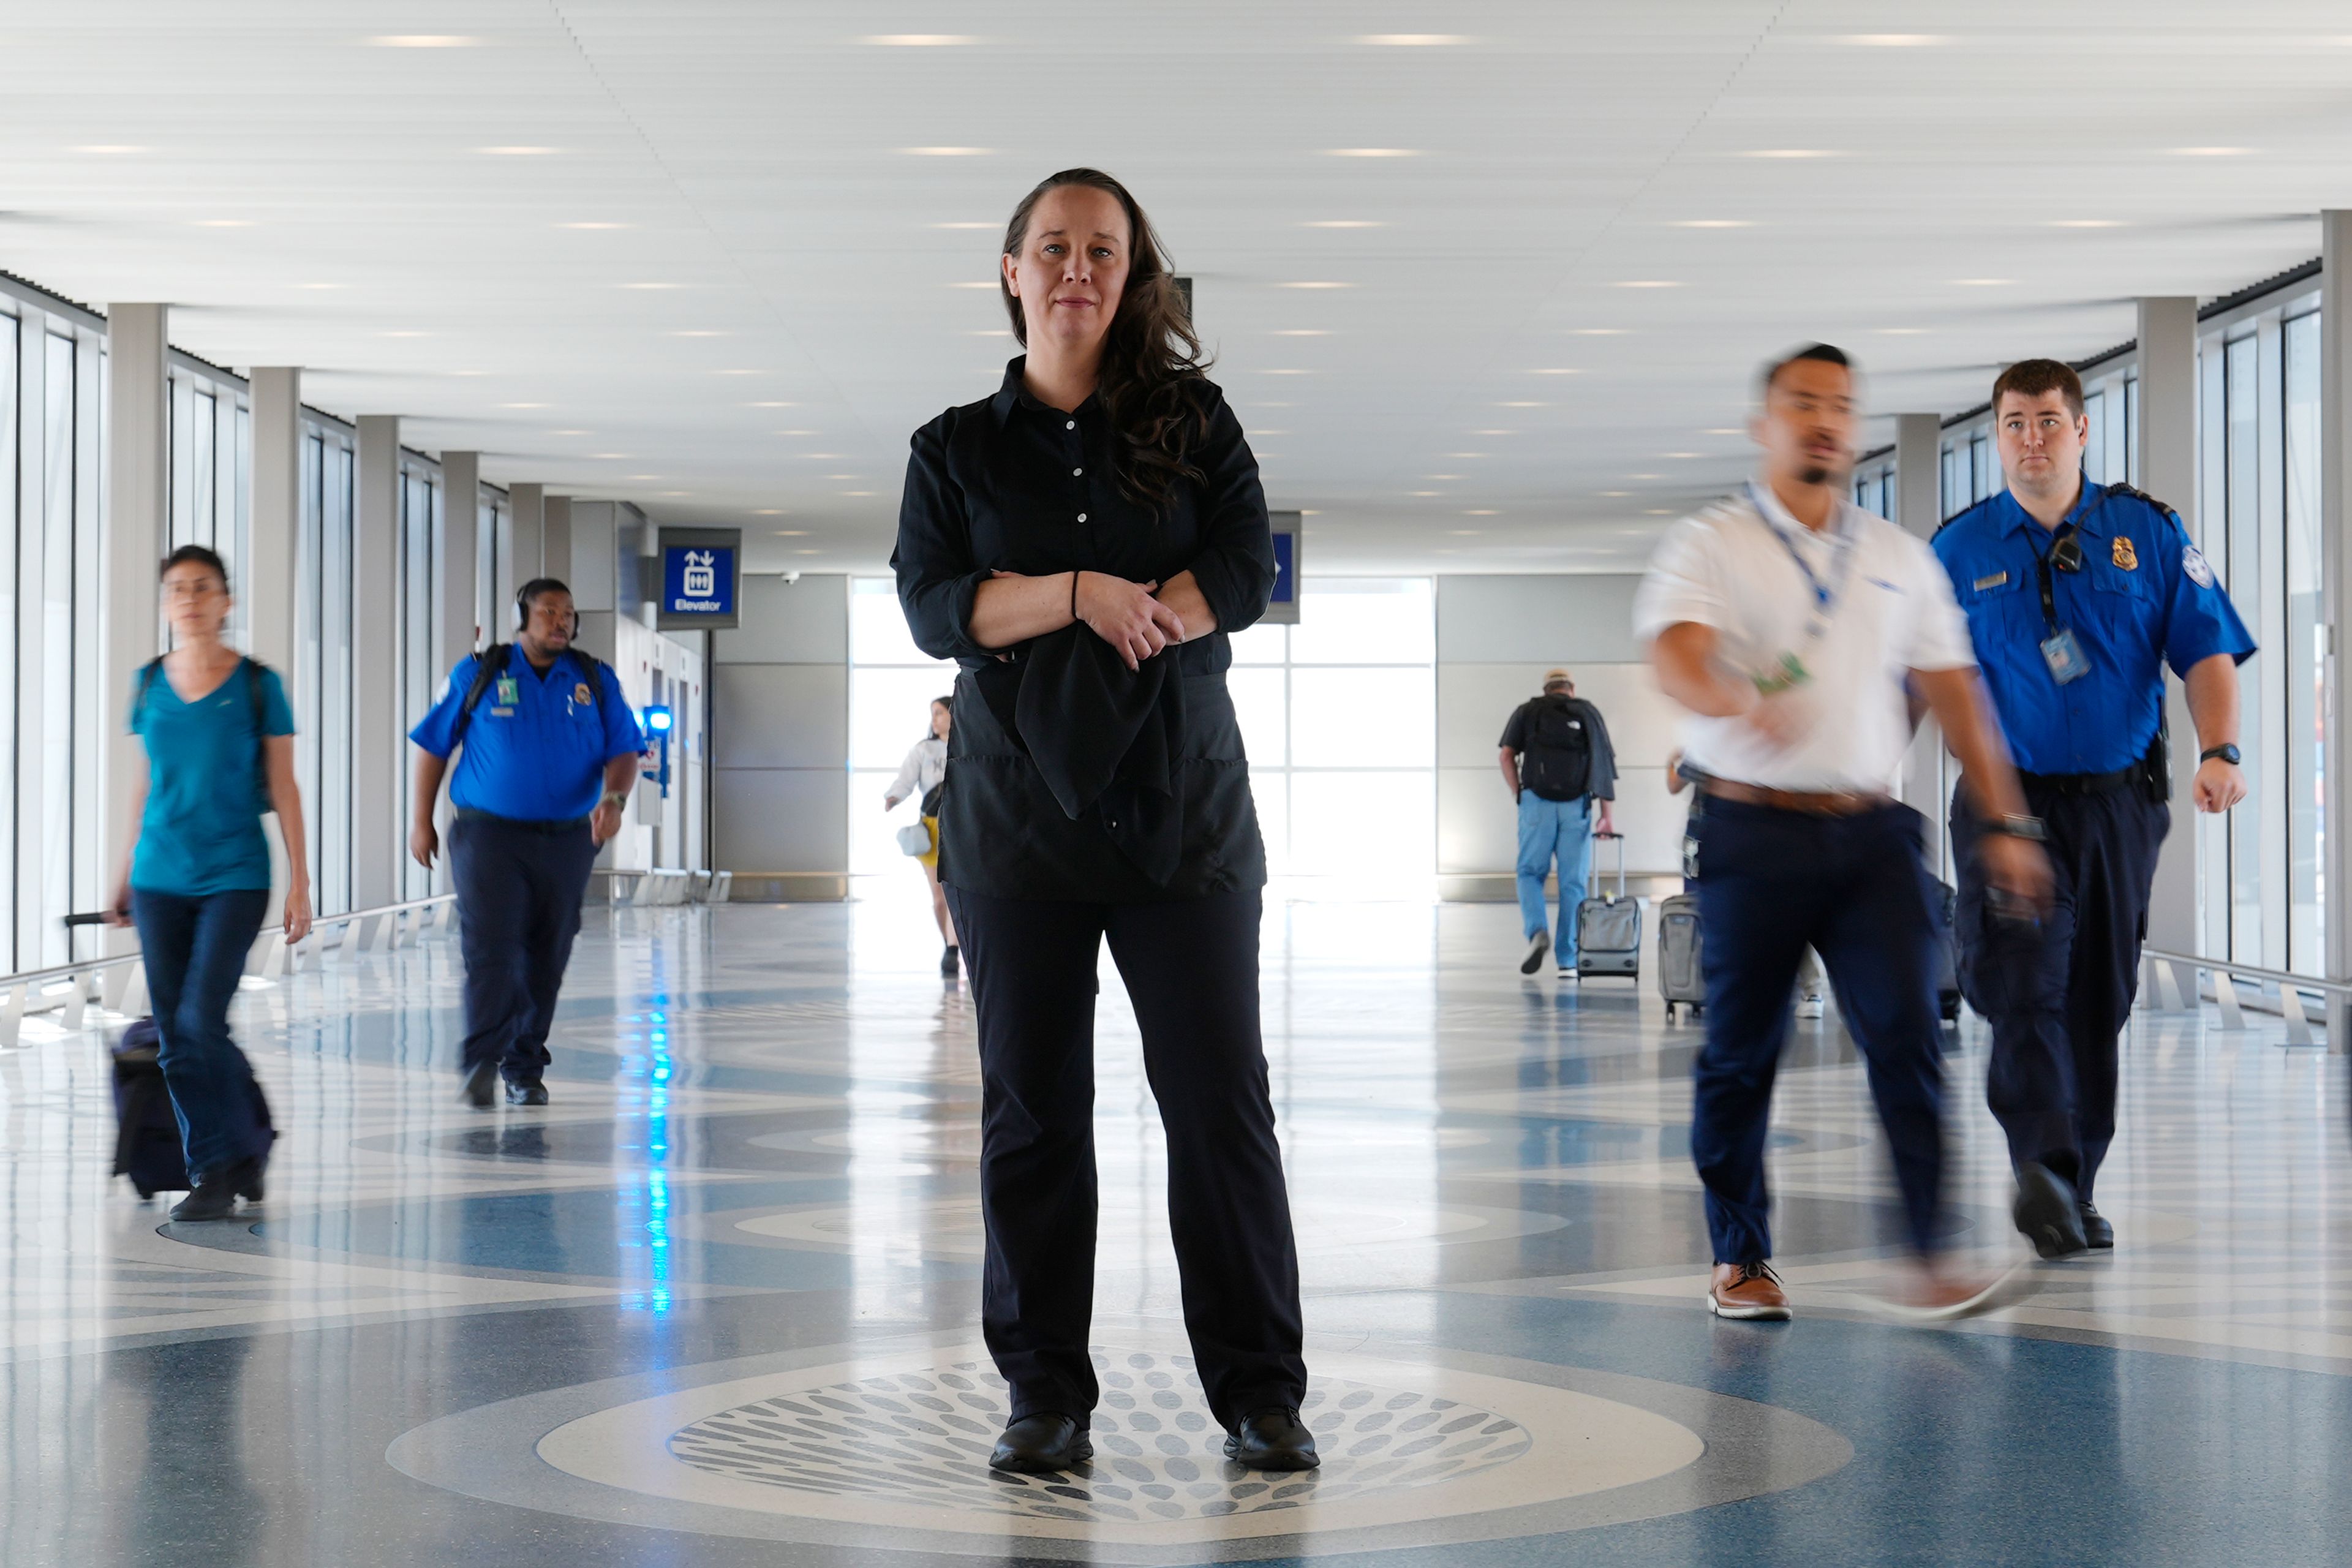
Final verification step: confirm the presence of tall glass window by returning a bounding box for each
[298,420,356,914]
[398,462,445,899]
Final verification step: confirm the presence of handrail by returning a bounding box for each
[0,893,458,991]
[2142,946,2345,1052]
[2142,947,2352,997]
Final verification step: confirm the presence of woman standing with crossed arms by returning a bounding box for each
[893,168,1312,1475]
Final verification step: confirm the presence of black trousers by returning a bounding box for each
[1952,780,2168,1201]
[943,884,1307,1430]
[1689,798,1947,1261]
[449,813,600,1083]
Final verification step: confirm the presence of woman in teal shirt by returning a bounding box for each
[108,545,311,1221]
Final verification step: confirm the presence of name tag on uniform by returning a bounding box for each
[496,676,519,705]
[2041,628,2090,685]
[1973,571,2009,590]
[490,706,516,717]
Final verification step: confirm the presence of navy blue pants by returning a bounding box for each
[1951,780,2168,1202]
[449,813,599,1084]
[132,886,273,1185]
[1690,798,1947,1262]
[943,884,1307,1431]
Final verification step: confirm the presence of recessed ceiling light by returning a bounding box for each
[1875,326,1931,334]
[1703,428,1743,435]
[626,473,662,481]
[1646,508,1673,515]
[669,330,728,337]
[753,509,786,516]
[1271,329,1331,336]
[499,402,549,409]
[381,330,431,337]
[948,281,998,289]
[368,34,480,47]
[1740,148,1842,159]
[802,452,845,459]
[450,370,487,377]
[1660,451,1702,459]
[864,34,975,45]
[73,145,149,154]
[2048,219,2127,228]
[1614,280,1681,289]
[773,529,807,535]
[1447,452,1488,459]
[841,491,876,497]
[1277,281,1353,289]
[774,428,818,436]
[902,146,992,156]
[746,401,797,407]
[933,221,997,229]
[967,328,1013,337]
[1463,508,1500,516]
[1427,474,1464,481]
[1358,34,1469,45]
[620,282,681,290]
[1836,34,1951,46]
[192,219,253,228]
[561,221,630,230]
[590,452,630,459]
[1408,490,1440,497]
[1529,368,1581,375]
[1324,148,1419,157]
[479,145,560,156]
[2171,146,2253,157]
[1600,491,1631,497]
[1471,430,1514,437]
[826,473,858,480]
[657,491,690,497]
[296,282,346,290]
[1672,219,1752,228]
[1951,277,2014,286]
[1261,369,1316,375]
[1628,473,1663,480]
[549,429,589,435]
[1495,401,1547,409]
[1254,429,1290,435]
[714,369,764,375]
[1450,529,1483,535]
[1302,219,1384,228]
[1570,328,1630,336]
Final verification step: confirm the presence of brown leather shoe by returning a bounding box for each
[1708,1261,1792,1320]
[1868,1259,2038,1324]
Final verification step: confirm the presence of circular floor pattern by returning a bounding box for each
[390,1328,1853,1563]
[663,1350,1531,1524]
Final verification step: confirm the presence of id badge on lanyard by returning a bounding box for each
[2033,522,2090,685]
[1752,484,1852,682]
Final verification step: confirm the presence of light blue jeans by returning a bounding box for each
[1517,793,1596,967]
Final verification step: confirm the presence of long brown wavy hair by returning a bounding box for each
[1001,168,1210,514]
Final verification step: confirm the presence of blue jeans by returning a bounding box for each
[1516,793,1595,965]
[131,886,273,1185]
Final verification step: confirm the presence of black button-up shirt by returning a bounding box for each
[893,358,1276,902]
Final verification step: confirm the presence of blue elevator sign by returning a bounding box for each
[656,529,741,629]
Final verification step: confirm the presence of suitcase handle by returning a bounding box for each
[1589,831,1629,898]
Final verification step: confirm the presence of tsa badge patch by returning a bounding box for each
[2184,545,2216,588]
[2111,535,2138,571]
[573,682,592,706]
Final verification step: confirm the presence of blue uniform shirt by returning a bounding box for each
[409,647,644,821]
[131,661,296,895]
[1932,481,2255,775]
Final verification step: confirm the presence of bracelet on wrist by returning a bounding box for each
[1983,813,2047,843]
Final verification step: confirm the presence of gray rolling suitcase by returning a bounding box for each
[1658,892,1703,1021]
[1575,832,1641,981]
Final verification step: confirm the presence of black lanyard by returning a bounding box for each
[2028,520,2084,630]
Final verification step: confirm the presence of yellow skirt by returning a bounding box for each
[918,815,940,870]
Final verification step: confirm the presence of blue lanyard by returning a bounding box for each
[1751,483,1854,641]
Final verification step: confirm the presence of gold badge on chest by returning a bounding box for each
[2112,535,2138,571]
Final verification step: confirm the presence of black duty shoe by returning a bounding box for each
[941,944,961,978]
[1519,930,1551,976]
[505,1079,551,1107]
[2015,1161,2089,1259]
[169,1174,243,1222]
[987,1413,1091,1474]
[233,1156,266,1204]
[1224,1407,1321,1471]
[459,1059,499,1109]
[2078,1202,2115,1250]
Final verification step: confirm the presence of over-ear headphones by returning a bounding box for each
[514,577,581,637]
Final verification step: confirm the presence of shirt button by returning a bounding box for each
[1077,512,1088,522]
[1065,420,1076,431]
[1073,467,1084,477]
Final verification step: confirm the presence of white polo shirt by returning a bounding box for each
[1631,481,1977,793]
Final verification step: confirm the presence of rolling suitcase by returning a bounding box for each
[1575,832,1642,981]
[111,1018,189,1199]
[1658,892,1703,1021]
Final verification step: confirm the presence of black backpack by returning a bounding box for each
[1518,696,1594,802]
[134,655,276,807]
[450,642,611,749]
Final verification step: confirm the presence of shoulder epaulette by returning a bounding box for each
[2094,481,2183,524]
[1932,496,1996,539]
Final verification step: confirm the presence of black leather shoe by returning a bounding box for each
[505,1079,550,1107]
[2014,1161,2088,1259]
[1224,1407,1321,1471]
[169,1175,242,1222]
[459,1060,498,1109]
[987,1413,1091,1474]
[2079,1202,2115,1250]
[233,1155,266,1204]
[941,945,961,978]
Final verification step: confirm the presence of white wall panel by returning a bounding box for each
[714,767,848,873]
[713,663,846,769]
[720,573,850,665]
[1434,575,1643,664]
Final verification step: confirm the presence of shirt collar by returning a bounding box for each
[1994,478,2108,540]
[990,355,1100,424]
[1746,476,1852,544]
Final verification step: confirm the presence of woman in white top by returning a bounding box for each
[885,696,958,976]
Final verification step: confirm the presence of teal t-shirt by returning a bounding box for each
[129,660,296,896]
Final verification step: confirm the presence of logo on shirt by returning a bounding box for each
[2112,536,2138,571]
[2184,545,2215,588]
[573,682,592,706]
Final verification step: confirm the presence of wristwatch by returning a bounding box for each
[1983,813,2048,843]
[2199,744,2242,766]
[599,790,630,811]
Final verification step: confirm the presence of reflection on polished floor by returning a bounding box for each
[2,890,2349,1566]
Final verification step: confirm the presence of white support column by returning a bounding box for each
[439,451,481,667]
[103,304,168,955]
[2321,216,2352,1046]
[507,482,544,610]
[248,366,303,932]
[1892,413,1950,870]
[2138,296,2203,990]
[353,415,401,908]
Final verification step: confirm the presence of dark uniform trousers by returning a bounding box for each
[942,884,1308,1431]
[1951,778,2168,1201]
[1691,797,1947,1264]
[450,811,601,1084]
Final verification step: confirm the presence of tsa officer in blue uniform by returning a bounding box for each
[1934,359,2255,1257]
[409,578,644,1108]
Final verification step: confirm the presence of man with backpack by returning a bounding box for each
[409,578,644,1108]
[1499,669,1618,977]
